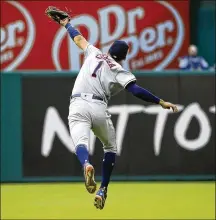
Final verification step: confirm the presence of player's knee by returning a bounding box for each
[103,145,117,154]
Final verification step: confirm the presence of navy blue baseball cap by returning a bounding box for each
[108,40,129,61]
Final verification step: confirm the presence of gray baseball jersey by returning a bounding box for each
[72,44,136,102]
[68,44,136,153]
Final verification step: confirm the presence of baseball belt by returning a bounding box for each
[71,93,104,102]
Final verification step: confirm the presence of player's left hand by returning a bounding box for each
[159,100,178,112]
[45,6,71,25]
[59,18,70,27]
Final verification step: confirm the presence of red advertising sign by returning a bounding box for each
[1,1,189,71]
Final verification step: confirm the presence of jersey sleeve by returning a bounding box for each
[84,44,101,58]
[115,67,136,88]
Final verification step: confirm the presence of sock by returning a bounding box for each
[100,152,116,189]
[75,144,89,167]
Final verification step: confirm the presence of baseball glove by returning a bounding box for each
[45,6,71,24]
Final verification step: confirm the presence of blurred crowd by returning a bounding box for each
[178,44,215,71]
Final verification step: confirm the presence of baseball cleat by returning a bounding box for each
[84,163,97,194]
[94,187,107,210]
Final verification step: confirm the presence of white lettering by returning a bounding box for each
[209,105,215,113]
[3,1,35,71]
[0,21,25,52]
[52,2,185,71]
[154,1,184,70]
[0,27,6,44]
[145,105,184,155]
[127,7,144,35]
[68,15,99,70]
[99,5,126,44]
[144,50,164,65]
[41,106,97,156]
[101,42,113,54]
[0,51,14,64]
[174,103,211,151]
[41,103,214,158]
[108,105,144,155]
[41,107,74,156]
[139,27,157,53]
[156,20,174,48]
[131,57,144,69]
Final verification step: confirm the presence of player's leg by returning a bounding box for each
[70,122,97,194]
[96,118,116,190]
[68,103,97,194]
[92,110,117,209]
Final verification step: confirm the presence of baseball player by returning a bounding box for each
[45,7,178,210]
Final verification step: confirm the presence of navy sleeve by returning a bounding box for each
[65,23,81,40]
[126,82,160,104]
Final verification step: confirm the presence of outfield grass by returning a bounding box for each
[1,182,215,219]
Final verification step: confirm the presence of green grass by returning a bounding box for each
[1,182,215,219]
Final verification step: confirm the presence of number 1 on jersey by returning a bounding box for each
[92,61,103,77]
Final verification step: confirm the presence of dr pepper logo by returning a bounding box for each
[0,1,35,71]
[53,1,185,71]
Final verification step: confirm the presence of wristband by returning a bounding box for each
[65,23,81,39]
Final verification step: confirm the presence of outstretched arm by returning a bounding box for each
[126,82,178,112]
[60,18,88,51]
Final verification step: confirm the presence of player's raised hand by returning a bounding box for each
[59,17,70,27]
[159,100,178,112]
[45,6,71,26]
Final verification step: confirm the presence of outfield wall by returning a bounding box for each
[1,71,215,182]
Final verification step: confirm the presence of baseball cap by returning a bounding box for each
[108,40,129,61]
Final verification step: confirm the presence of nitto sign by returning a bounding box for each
[41,103,215,157]
[22,75,215,177]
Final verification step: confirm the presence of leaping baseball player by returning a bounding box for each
[45,7,178,210]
